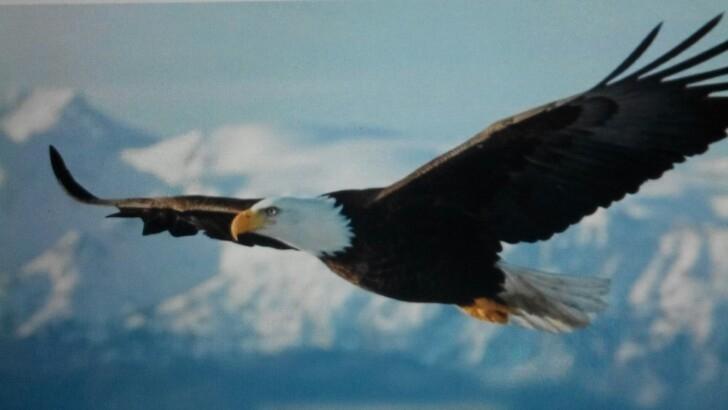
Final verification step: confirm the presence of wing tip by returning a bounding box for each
[595,20,662,87]
[598,13,727,87]
[49,145,100,203]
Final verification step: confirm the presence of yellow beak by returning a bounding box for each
[230,209,266,241]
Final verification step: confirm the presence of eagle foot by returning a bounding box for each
[458,298,512,324]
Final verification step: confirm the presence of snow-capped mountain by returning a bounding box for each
[0,89,215,327]
[1,90,728,409]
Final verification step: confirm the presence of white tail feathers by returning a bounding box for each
[496,262,610,333]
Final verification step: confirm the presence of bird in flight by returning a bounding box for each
[50,16,728,332]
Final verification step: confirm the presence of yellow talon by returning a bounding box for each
[458,298,512,324]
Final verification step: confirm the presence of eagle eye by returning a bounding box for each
[264,206,280,217]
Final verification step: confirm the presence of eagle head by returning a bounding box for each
[230,196,353,256]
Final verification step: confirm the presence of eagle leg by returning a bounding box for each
[458,298,513,324]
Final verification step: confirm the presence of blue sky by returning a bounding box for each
[1,1,727,142]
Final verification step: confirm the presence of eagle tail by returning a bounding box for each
[494,262,610,333]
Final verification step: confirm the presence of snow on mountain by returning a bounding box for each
[629,226,728,345]
[120,130,206,190]
[0,89,214,327]
[121,123,431,197]
[15,231,80,338]
[1,88,75,143]
[152,244,439,354]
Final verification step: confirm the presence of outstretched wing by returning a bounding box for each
[49,146,293,250]
[375,15,728,244]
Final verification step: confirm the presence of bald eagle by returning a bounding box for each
[50,16,728,332]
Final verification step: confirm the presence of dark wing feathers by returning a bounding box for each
[49,146,292,250]
[671,65,728,85]
[645,38,728,82]
[595,21,662,87]
[49,145,99,203]
[616,14,721,84]
[376,15,728,244]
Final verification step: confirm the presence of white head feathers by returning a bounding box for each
[251,196,354,256]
